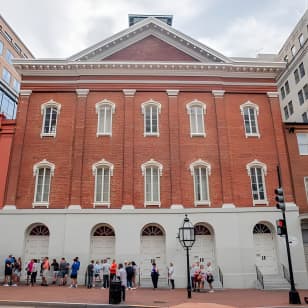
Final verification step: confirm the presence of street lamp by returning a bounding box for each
[178,214,196,298]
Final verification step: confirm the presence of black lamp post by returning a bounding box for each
[178,214,196,298]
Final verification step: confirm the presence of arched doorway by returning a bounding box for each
[253,223,278,274]
[191,223,216,265]
[140,224,166,284]
[90,224,115,262]
[24,224,50,264]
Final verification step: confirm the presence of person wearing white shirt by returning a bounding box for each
[168,262,175,289]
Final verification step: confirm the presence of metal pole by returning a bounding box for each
[282,210,301,304]
[186,247,191,298]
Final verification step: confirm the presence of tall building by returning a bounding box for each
[0,15,34,119]
[277,10,308,123]
[3,15,308,289]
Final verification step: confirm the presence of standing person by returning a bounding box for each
[59,257,69,286]
[93,260,101,287]
[190,263,196,292]
[30,259,38,287]
[125,262,133,290]
[110,259,117,281]
[87,260,94,288]
[199,264,206,290]
[131,261,137,289]
[206,261,214,293]
[69,258,80,288]
[118,263,127,303]
[168,262,175,289]
[41,257,50,286]
[51,259,59,285]
[26,260,33,285]
[12,257,22,286]
[193,262,200,292]
[150,262,159,289]
[3,255,13,286]
[101,259,110,289]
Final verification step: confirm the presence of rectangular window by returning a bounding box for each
[193,167,209,205]
[13,42,21,54]
[285,81,290,95]
[243,107,258,135]
[0,89,16,119]
[42,106,58,136]
[299,89,305,105]
[4,31,12,42]
[95,167,110,204]
[297,133,308,155]
[291,45,296,56]
[299,33,304,46]
[35,168,51,203]
[2,68,11,84]
[250,167,267,203]
[280,86,285,99]
[305,177,308,203]
[5,49,13,64]
[144,104,159,136]
[288,101,294,115]
[284,55,288,62]
[12,79,20,93]
[284,106,289,120]
[302,112,308,123]
[294,69,300,83]
[189,105,205,136]
[304,84,308,100]
[299,62,306,78]
[145,167,160,204]
[98,105,112,135]
[0,40,3,55]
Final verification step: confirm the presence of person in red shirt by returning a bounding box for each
[110,259,117,281]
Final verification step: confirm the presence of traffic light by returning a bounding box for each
[276,219,286,236]
[275,187,285,211]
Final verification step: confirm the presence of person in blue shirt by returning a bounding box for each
[69,258,80,288]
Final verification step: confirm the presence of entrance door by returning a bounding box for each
[253,224,278,275]
[140,225,166,280]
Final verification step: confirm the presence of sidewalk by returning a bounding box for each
[0,285,307,308]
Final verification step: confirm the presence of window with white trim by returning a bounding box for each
[141,100,161,136]
[240,101,260,137]
[186,100,206,137]
[305,177,308,203]
[92,159,113,207]
[95,100,115,136]
[41,100,61,137]
[141,159,162,206]
[297,133,308,155]
[246,160,268,205]
[33,159,55,207]
[2,68,11,85]
[190,159,211,206]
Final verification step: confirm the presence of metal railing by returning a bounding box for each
[217,266,223,288]
[281,263,290,283]
[255,265,264,289]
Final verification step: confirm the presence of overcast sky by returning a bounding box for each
[1,0,307,59]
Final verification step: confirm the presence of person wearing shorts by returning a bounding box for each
[69,258,79,288]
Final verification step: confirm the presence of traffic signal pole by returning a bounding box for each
[276,166,301,305]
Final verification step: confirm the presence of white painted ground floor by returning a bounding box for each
[1,204,308,289]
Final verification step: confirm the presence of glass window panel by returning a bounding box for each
[0,41,3,55]
[96,168,102,202]
[299,62,306,78]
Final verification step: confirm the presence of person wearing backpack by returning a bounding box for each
[125,262,133,289]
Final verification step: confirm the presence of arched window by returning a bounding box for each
[141,100,161,137]
[95,99,115,136]
[93,225,115,236]
[142,225,164,236]
[186,100,206,137]
[92,159,114,207]
[240,101,260,138]
[29,224,50,236]
[141,159,163,207]
[194,224,212,235]
[253,223,271,234]
[246,160,268,205]
[190,159,211,206]
[40,100,61,137]
[33,159,55,208]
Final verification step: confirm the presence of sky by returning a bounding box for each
[0,0,307,59]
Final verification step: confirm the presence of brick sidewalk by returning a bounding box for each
[0,285,307,308]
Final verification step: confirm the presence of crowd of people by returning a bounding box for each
[190,261,215,292]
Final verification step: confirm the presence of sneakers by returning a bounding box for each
[12,284,17,287]
[3,284,9,287]
[69,285,73,288]
[209,289,214,293]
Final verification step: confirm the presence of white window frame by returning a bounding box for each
[305,177,308,203]
[2,67,11,85]
[95,99,115,137]
[141,159,163,207]
[40,100,61,137]
[189,159,211,206]
[186,100,206,137]
[297,133,308,155]
[92,159,114,208]
[141,100,161,137]
[32,159,55,208]
[246,160,268,205]
[240,101,260,138]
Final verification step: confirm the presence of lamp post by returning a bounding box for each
[178,214,196,298]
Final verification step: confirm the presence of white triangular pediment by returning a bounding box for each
[69,17,231,64]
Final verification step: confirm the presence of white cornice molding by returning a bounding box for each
[19,89,32,97]
[76,89,89,98]
[212,90,225,97]
[267,92,279,98]
[166,89,179,96]
[123,89,136,96]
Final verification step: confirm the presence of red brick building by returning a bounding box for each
[2,16,307,289]
[0,114,15,207]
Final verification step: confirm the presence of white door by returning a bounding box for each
[304,244,308,272]
[190,235,216,265]
[90,236,115,262]
[254,233,278,274]
[24,235,49,263]
[140,236,166,279]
